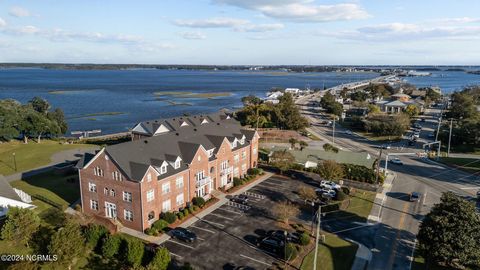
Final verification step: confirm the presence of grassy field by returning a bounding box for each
[300,233,358,270]
[345,190,377,221]
[438,157,480,173]
[0,140,94,176]
[10,171,80,210]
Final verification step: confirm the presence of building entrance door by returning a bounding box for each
[105,202,117,219]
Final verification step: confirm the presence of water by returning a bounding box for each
[0,68,479,134]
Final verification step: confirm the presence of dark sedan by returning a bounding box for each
[230,194,249,205]
[257,237,285,254]
[267,230,300,243]
[169,227,197,243]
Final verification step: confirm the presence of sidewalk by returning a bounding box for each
[367,172,396,223]
[350,239,373,270]
[120,172,274,244]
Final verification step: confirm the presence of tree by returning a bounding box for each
[367,104,381,114]
[418,192,480,269]
[84,223,109,249]
[405,104,420,118]
[102,234,122,258]
[29,97,51,114]
[124,237,145,267]
[147,247,171,270]
[298,186,317,202]
[48,220,85,268]
[317,160,344,181]
[272,201,300,225]
[270,150,295,174]
[288,138,298,149]
[1,207,40,247]
[299,140,308,150]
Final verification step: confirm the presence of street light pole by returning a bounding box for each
[313,204,321,270]
[447,119,453,157]
[332,117,336,145]
[12,152,17,172]
[284,230,288,269]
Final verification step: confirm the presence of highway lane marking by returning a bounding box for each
[167,239,195,249]
[387,202,410,269]
[408,239,418,270]
[209,213,234,221]
[239,254,271,266]
[190,225,216,234]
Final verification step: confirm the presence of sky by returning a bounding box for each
[1,0,480,65]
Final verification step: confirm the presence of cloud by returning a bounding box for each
[173,17,283,32]
[213,0,370,22]
[9,6,31,18]
[180,31,207,40]
[317,22,480,42]
[0,17,6,27]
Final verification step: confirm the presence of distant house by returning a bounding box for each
[264,91,283,104]
[376,90,423,113]
[285,88,300,94]
[0,175,35,217]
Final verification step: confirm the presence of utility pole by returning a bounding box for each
[435,116,441,142]
[447,119,453,157]
[313,204,321,270]
[332,117,336,145]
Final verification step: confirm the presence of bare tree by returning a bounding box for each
[272,201,300,225]
[317,160,344,181]
[298,186,317,203]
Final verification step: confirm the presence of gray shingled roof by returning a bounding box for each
[105,114,257,181]
[0,175,21,201]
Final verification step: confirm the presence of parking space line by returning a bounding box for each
[239,254,271,266]
[197,237,205,241]
[209,213,234,221]
[190,225,216,234]
[203,219,225,228]
[170,252,183,259]
[217,207,243,215]
[167,240,194,249]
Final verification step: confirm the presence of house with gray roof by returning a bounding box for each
[77,112,259,232]
[0,175,34,217]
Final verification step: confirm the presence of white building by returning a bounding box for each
[0,175,35,217]
[285,88,300,94]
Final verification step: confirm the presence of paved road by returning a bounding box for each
[295,94,480,270]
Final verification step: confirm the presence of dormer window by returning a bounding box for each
[174,160,181,169]
[207,150,214,158]
[201,118,209,124]
[240,138,245,145]
[180,121,189,127]
[232,141,237,148]
[160,165,167,174]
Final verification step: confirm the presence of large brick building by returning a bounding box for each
[77,112,259,232]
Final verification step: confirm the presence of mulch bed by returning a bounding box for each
[168,197,220,228]
[223,174,265,194]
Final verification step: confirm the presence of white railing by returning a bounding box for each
[220,166,233,176]
[196,176,212,188]
[13,188,32,203]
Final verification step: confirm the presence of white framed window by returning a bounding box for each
[207,150,214,158]
[242,151,246,160]
[94,167,104,177]
[176,193,184,206]
[124,210,133,221]
[162,200,171,212]
[242,164,247,171]
[112,171,122,181]
[88,182,97,192]
[147,189,155,202]
[253,147,257,154]
[221,160,228,170]
[104,187,108,195]
[176,176,184,188]
[232,141,237,148]
[147,173,152,182]
[174,159,181,169]
[123,191,132,202]
[160,165,167,174]
[234,154,239,163]
[195,170,205,181]
[198,155,201,161]
[110,189,116,197]
[240,138,245,145]
[162,182,170,194]
[90,200,98,210]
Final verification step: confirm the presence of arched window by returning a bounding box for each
[148,211,155,220]
[210,167,215,174]
[110,189,115,197]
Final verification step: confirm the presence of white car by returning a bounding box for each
[413,133,420,139]
[390,157,403,165]
[320,180,341,190]
[315,188,336,198]
[345,130,353,135]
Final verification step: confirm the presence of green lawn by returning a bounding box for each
[327,190,377,223]
[10,171,80,210]
[438,157,480,173]
[300,233,358,270]
[0,140,95,176]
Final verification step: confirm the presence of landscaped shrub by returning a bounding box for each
[342,163,380,184]
[341,186,350,195]
[160,212,177,224]
[182,208,189,217]
[147,246,171,270]
[299,232,310,246]
[102,234,121,258]
[247,168,261,175]
[192,205,199,212]
[284,243,298,261]
[84,223,108,248]
[145,227,158,236]
[152,219,169,232]
[123,237,145,267]
[233,177,243,187]
[192,197,206,208]
[335,190,348,201]
[177,212,184,220]
[188,205,195,213]
[323,143,339,153]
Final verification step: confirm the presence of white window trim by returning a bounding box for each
[123,191,132,202]
[160,165,167,174]
[162,182,170,194]
[90,200,98,210]
[89,182,97,192]
[176,176,184,188]
[176,193,184,206]
[147,189,155,202]
[162,200,171,212]
[124,210,133,221]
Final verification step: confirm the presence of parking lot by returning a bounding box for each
[163,175,316,270]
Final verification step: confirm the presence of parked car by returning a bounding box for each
[315,188,336,198]
[410,192,421,202]
[320,180,341,190]
[345,130,353,135]
[413,123,422,129]
[169,227,197,243]
[230,194,249,205]
[421,118,426,122]
[257,237,285,253]
[267,230,300,243]
[381,144,391,149]
[408,140,415,146]
[390,157,403,165]
[428,133,435,138]
[413,133,420,139]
